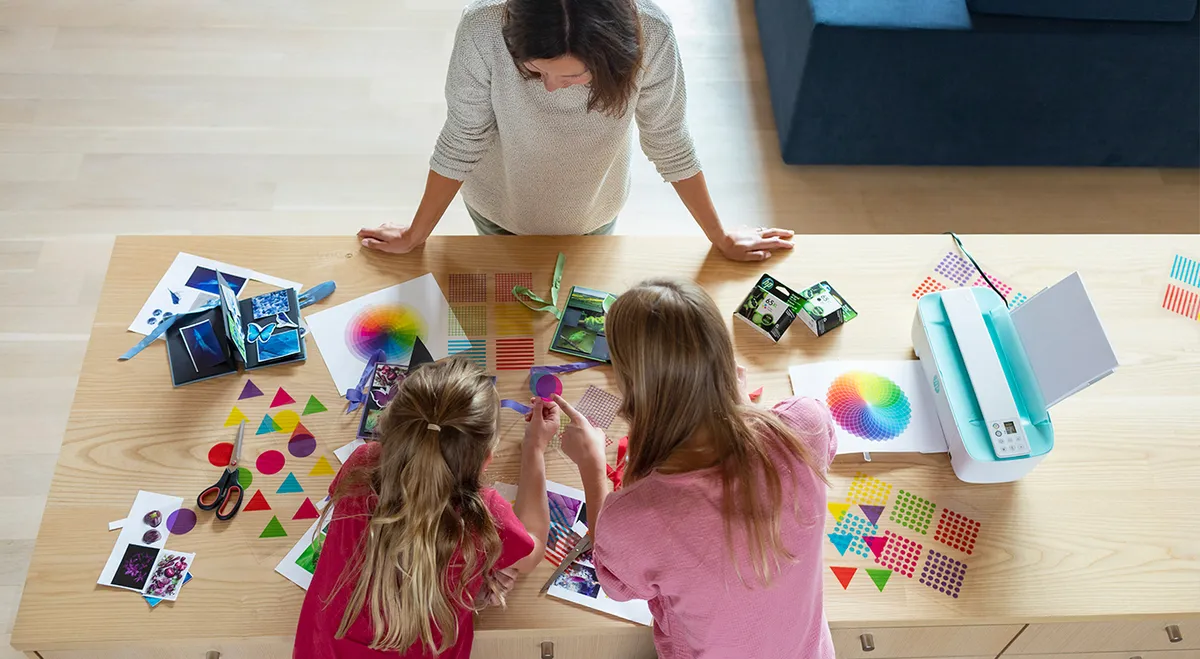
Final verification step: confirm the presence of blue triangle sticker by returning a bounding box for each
[827,533,854,556]
[276,472,304,494]
[256,414,276,435]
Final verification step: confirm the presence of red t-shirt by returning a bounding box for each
[294,443,535,659]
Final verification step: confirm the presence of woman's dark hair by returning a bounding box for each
[503,0,643,118]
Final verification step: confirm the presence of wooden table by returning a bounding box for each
[12,235,1200,659]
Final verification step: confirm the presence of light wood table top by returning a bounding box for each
[12,234,1200,652]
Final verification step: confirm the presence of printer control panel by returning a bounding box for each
[987,418,1030,457]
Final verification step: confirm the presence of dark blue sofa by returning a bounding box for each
[755,0,1200,166]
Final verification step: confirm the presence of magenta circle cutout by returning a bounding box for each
[534,374,562,400]
[166,508,197,535]
[256,449,285,475]
[288,434,317,458]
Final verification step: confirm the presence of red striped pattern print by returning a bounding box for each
[1162,283,1200,320]
[495,337,535,370]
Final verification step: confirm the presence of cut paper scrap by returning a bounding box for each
[846,472,893,506]
[224,407,249,428]
[863,535,889,559]
[277,472,304,494]
[448,338,487,369]
[495,337,536,371]
[859,504,885,526]
[1162,283,1200,320]
[292,497,320,520]
[260,515,288,538]
[494,305,535,336]
[274,410,301,434]
[302,395,328,416]
[495,272,534,303]
[256,450,285,475]
[239,380,263,400]
[208,442,234,467]
[309,456,336,477]
[244,490,271,512]
[236,467,253,490]
[827,503,850,522]
[830,566,857,590]
[1169,253,1200,288]
[271,387,296,408]
[256,414,279,435]
[749,386,763,402]
[450,305,487,337]
[827,533,854,556]
[448,273,487,304]
[866,568,893,592]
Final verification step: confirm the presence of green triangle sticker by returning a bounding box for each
[302,395,328,416]
[866,568,893,592]
[259,515,287,539]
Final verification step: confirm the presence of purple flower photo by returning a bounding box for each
[110,544,161,590]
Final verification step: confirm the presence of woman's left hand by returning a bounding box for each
[717,227,796,261]
[523,397,560,453]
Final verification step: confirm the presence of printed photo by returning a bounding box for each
[110,544,161,591]
[187,266,246,296]
[180,319,226,369]
[556,328,597,355]
[548,491,583,529]
[372,364,405,389]
[256,328,301,362]
[218,273,248,363]
[142,550,193,601]
[553,563,601,598]
[250,290,290,319]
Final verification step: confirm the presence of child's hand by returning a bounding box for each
[477,566,520,608]
[552,395,608,475]
[522,397,560,453]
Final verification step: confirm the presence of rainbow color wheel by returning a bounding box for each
[826,371,912,441]
[345,305,427,363]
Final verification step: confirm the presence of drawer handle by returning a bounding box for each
[206,653,221,659]
[1166,624,1183,643]
[860,633,875,652]
[540,640,554,658]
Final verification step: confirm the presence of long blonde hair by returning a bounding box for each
[328,359,503,653]
[606,278,829,585]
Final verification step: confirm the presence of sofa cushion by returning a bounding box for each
[968,0,1197,22]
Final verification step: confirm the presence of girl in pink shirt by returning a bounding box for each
[555,278,838,659]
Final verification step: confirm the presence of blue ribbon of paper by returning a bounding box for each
[530,362,602,379]
[346,349,386,413]
[501,399,532,415]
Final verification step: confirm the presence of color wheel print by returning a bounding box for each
[826,371,912,440]
[345,305,427,363]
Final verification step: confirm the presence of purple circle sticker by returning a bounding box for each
[166,508,197,535]
[288,434,317,458]
[534,374,563,400]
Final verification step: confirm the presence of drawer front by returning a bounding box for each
[38,639,293,659]
[1007,619,1200,654]
[472,627,656,659]
[1007,652,1197,659]
[832,624,1025,659]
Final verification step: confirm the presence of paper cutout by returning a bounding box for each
[501,399,533,415]
[877,529,923,578]
[1162,283,1200,320]
[831,513,878,559]
[450,305,487,337]
[256,414,277,435]
[866,568,893,592]
[448,273,488,303]
[309,456,336,477]
[449,338,487,369]
[749,386,763,402]
[863,535,888,559]
[890,490,936,535]
[971,273,1013,298]
[911,276,948,300]
[576,386,622,429]
[244,490,271,511]
[495,272,534,303]
[224,407,249,427]
[934,508,980,555]
[208,442,234,467]
[827,533,854,556]
[934,251,975,286]
[827,503,850,522]
[859,504,885,526]
[494,305,535,336]
[847,472,893,506]
[288,433,317,459]
[292,497,320,520]
[166,508,197,535]
[830,566,857,590]
[302,395,328,416]
[271,388,296,407]
[236,467,253,490]
[919,550,966,598]
[256,450,285,475]
[1008,292,1029,309]
[1170,254,1200,287]
[238,380,263,400]
[259,515,288,538]
[277,472,304,494]
[495,337,535,371]
[533,373,563,400]
[274,410,300,434]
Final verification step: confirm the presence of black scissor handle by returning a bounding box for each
[215,484,243,521]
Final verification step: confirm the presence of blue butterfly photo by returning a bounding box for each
[247,322,276,344]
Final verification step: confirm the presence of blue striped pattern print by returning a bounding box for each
[1170,254,1200,288]
[448,339,487,370]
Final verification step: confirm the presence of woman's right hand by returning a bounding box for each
[357,223,428,254]
[552,395,608,474]
[522,397,560,454]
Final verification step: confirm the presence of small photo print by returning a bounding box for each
[256,328,301,362]
[142,550,194,602]
[180,319,226,369]
[250,290,290,319]
[186,266,247,296]
[363,408,383,434]
[556,328,597,355]
[553,563,601,598]
[372,364,405,389]
[110,544,161,591]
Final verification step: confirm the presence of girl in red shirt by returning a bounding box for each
[295,359,558,658]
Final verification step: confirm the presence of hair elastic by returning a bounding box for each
[427,423,441,432]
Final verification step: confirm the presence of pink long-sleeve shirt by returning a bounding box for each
[592,397,838,659]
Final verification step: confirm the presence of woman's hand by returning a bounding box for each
[522,397,560,454]
[552,395,608,475]
[717,227,795,261]
[357,223,429,254]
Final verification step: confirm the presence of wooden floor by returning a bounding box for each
[0,0,1196,653]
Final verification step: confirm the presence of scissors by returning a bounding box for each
[539,534,594,596]
[197,420,245,521]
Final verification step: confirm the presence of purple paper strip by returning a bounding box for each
[501,399,532,415]
[345,349,386,413]
[530,362,601,378]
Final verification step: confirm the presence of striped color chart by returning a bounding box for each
[448,339,487,369]
[494,304,535,336]
[495,337,535,371]
[1170,254,1200,288]
[1162,283,1200,320]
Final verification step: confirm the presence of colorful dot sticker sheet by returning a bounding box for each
[934,252,976,286]
[448,274,487,304]
[934,508,980,555]
[890,489,936,535]
[877,529,923,578]
[971,273,1013,298]
[831,513,879,559]
[450,305,487,337]
[846,472,892,506]
[576,385,622,429]
[911,276,947,300]
[919,550,966,599]
[495,272,533,303]
[912,250,1031,311]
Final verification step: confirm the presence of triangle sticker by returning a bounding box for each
[276,472,304,494]
[827,503,850,522]
[827,533,854,556]
[224,406,249,427]
[259,515,287,538]
[292,497,320,520]
[238,380,263,400]
[860,504,885,526]
[863,535,888,559]
[830,566,857,590]
[309,456,336,477]
[302,395,328,416]
[243,490,271,512]
[749,386,763,402]
[866,568,893,592]
[409,337,435,371]
[256,414,276,435]
[291,423,312,440]
[271,387,296,408]
[271,415,283,432]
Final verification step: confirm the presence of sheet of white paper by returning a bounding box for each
[306,274,461,395]
[97,491,185,591]
[128,252,302,335]
[788,360,946,455]
[276,507,332,591]
[333,438,365,464]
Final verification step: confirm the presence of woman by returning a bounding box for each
[357,0,794,261]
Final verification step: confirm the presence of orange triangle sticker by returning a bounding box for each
[831,566,857,590]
